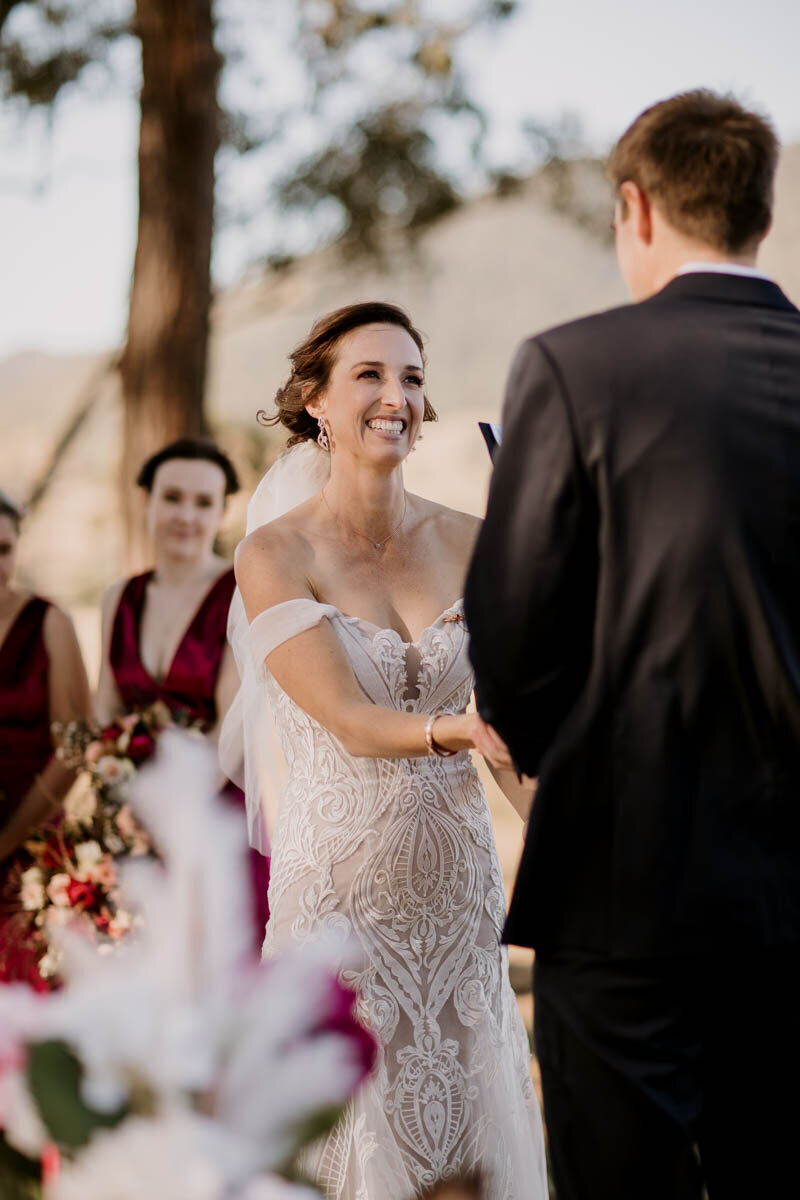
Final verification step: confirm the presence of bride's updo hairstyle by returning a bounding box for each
[260,301,437,446]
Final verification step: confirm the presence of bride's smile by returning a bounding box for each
[306,322,426,465]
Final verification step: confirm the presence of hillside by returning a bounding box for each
[2,146,799,605]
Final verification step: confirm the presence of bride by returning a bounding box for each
[227,302,547,1198]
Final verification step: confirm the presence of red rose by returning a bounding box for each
[101,725,120,742]
[65,877,100,911]
[127,731,156,763]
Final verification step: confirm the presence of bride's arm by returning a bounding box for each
[236,528,512,767]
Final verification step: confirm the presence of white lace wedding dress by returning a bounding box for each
[253,595,547,1200]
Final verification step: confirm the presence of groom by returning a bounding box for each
[465,90,800,1198]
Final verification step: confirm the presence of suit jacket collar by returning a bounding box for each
[651,270,797,313]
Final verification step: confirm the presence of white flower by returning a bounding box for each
[75,841,103,871]
[47,872,72,907]
[64,776,98,824]
[49,1111,246,1200]
[20,866,45,911]
[0,988,50,1158]
[95,756,136,787]
[39,949,60,978]
[44,906,72,931]
[0,1066,50,1158]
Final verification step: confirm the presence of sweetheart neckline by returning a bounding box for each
[323,597,465,646]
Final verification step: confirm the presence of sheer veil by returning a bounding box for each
[218,439,331,854]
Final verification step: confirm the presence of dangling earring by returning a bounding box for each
[317,416,330,452]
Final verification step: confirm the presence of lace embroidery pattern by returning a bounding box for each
[260,605,546,1198]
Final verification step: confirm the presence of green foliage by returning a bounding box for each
[26,1039,127,1153]
[0,1,130,107]
[277,102,460,256]
[0,1133,41,1200]
[1,0,519,260]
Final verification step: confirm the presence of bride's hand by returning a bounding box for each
[434,713,515,770]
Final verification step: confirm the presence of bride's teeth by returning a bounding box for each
[368,419,404,433]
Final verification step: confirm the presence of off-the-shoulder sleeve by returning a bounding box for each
[248,598,339,667]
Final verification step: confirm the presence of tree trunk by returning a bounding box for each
[120,0,220,566]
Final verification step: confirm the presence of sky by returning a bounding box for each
[0,0,798,360]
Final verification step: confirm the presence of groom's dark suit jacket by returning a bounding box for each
[465,271,800,958]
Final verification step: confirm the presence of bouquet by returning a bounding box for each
[16,703,199,985]
[0,734,377,1200]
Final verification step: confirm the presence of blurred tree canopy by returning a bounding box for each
[0,0,518,556]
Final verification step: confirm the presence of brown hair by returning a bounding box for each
[607,89,779,253]
[0,489,23,532]
[260,301,437,446]
[136,438,240,496]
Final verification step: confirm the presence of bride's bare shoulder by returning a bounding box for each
[412,495,481,552]
[235,501,318,606]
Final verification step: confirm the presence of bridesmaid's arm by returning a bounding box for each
[0,606,91,862]
[94,580,126,725]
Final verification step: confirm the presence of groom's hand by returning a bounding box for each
[471,713,515,771]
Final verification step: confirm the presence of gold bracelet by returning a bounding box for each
[424,712,457,758]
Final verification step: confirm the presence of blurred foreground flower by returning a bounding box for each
[0,732,375,1199]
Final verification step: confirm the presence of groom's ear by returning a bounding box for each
[621,180,653,247]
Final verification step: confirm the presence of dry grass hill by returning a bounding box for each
[3,147,799,609]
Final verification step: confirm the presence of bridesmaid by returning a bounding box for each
[0,489,92,985]
[95,438,270,945]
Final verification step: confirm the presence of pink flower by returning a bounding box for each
[107,910,132,940]
[95,756,136,787]
[84,740,104,765]
[115,804,138,839]
[87,859,116,889]
[46,873,72,907]
[119,713,140,734]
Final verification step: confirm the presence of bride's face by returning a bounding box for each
[309,324,425,466]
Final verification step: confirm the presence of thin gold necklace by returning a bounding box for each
[321,487,407,551]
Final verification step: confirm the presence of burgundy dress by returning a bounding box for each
[0,596,54,988]
[109,569,270,944]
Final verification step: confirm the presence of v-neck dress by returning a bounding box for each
[0,595,56,989]
[109,569,270,940]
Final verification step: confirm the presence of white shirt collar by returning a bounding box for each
[676,261,774,283]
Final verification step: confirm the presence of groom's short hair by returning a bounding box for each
[608,90,779,253]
